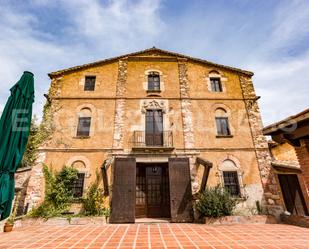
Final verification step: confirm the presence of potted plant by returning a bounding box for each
[3,193,21,232]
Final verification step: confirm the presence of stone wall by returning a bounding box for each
[281,213,309,228]
[24,163,45,212]
[177,58,199,193]
[239,75,283,217]
[14,167,32,216]
[112,59,128,149]
[178,58,195,149]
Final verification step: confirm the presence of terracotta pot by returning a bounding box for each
[3,223,13,232]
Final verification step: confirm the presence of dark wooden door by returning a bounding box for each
[135,164,170,218]
[168,158,193,222]
[110,157,136,223]
[278,174,308,216]
[145,110,163,146]
[146,166,162,217]
[136,166,146,217]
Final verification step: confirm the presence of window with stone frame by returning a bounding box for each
[72,173,85,198]
[215,108,231,136]
[216,117,231,136]
[148,72,160,91]
[76,117,91,137]
[222,171,241,197]
[84,76,96,91]
[210,77,222,92]
[76,108,92,137]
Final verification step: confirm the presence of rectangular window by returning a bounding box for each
[76,117,91,137]
[223,171,240,197]
[148,73,160,91]
[145,110,163,146]
[216,117,230,136]
[210,78,222,92]
[72,173,85,198]
[84,76,96,91]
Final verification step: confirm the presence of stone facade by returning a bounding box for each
[24,48,283,218]
[239,76,283,216]
[14,166,32,216]
[113,59,128,149]
[178,58,195,149]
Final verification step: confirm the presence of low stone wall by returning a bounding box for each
[280,214,309,228]
[204,215,277,225]
[13,217,108,228]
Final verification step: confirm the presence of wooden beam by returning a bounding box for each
[196,157,213,192]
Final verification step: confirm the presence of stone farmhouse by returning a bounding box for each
[24,47,283,222]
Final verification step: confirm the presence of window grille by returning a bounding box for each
[223,171,240,197]
[72,173,85,198]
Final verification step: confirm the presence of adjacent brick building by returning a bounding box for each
[264,109,309,216]
[26,47,283,222]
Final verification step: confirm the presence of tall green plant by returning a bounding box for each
[29,165,78,219]
[21,116,39,168]
[83,171,106,216]
[196,185,237,218]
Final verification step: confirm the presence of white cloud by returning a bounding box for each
[270,0,309,50]
[0,0,164,119]
[252,52,309,125]
[0,0,308,127]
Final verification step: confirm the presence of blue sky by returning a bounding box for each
[0,0,308,125]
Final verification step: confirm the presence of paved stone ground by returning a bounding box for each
[0,223,308,249]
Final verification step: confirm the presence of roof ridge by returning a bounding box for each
[48,47,254,78]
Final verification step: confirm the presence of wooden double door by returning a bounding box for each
[136,163,170,218]
[110,157,193,223]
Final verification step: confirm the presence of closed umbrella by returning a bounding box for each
[0,71,34,220]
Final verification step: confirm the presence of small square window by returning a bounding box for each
[76,117,91,137]
[210,77,222,92]
[84,76,96,91]
[223,171,240,197]
[216,117,231,136]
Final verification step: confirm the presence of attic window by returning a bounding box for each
[84,76,96,91]
[210,77,222,92]
[148,72,160,91]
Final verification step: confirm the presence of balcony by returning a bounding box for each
[132,130,174,152]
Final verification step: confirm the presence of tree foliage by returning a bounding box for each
[29,165,78,219]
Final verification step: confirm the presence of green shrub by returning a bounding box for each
[82,172,106,216]
[29,165,78,219]
[195,185,237,218]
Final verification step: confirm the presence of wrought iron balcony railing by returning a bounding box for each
[132,130,173,149]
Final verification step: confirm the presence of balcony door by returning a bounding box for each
[145,110,163,146]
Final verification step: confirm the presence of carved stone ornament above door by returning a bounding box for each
[141,99,167,113]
